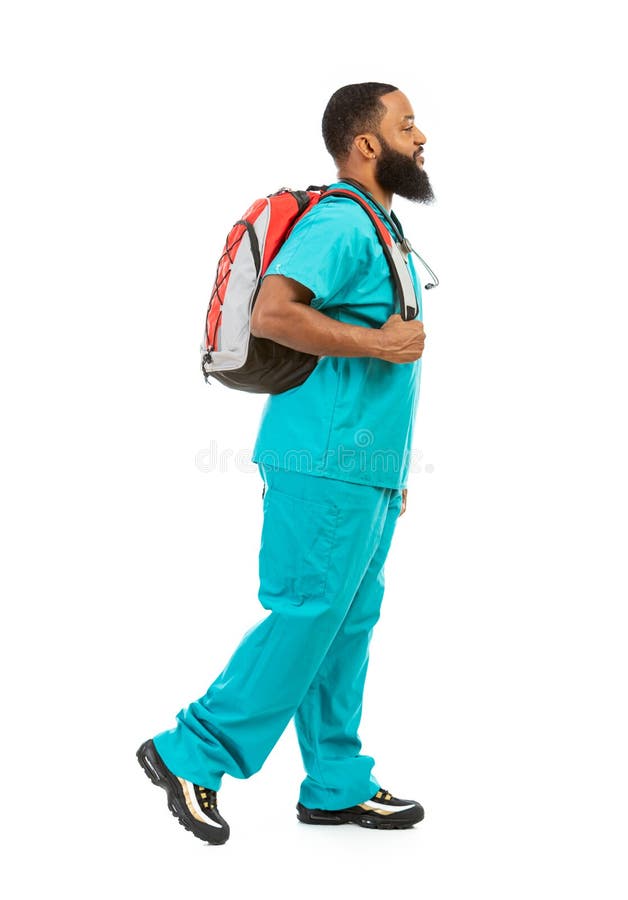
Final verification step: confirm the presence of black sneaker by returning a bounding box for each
[297,788,424,830]
[136,739,229,845]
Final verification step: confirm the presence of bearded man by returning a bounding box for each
[137,82,435,845]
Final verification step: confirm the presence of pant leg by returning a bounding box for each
[295,487,403,810]
[152,464,389,789]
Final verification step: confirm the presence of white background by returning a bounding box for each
[1,1,627,897]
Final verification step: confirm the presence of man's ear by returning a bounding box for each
[354,133,380,161]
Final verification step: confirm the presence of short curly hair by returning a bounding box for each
[322,82,398,162]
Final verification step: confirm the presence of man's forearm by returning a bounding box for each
[251,301,383,359]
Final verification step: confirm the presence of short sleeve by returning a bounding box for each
[263,198,373,312]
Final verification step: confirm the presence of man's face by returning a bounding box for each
[373,90,434,203]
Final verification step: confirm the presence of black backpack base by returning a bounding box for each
[202,335,319,394]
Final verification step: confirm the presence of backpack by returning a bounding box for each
[200,182,426,395]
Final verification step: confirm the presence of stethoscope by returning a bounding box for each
[338,177,440,290]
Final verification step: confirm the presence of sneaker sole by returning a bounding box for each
[296,803,424,830]
[136,739,229,845]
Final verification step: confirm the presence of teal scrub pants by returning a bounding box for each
[153,462,403,811]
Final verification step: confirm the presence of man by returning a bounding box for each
[137,82,435,845]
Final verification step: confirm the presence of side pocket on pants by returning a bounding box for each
[258,487,339,610]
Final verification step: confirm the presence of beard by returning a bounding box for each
[375,135,435,203]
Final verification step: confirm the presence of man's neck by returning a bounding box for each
[335,169,393,212]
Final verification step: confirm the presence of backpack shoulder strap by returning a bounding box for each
[322,187,420,321]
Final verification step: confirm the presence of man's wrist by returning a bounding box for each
[364,327,384,359]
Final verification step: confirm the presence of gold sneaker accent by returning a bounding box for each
[359,803,396,816]
[179,778,207,824]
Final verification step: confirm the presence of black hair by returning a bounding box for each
[322,82,399,162]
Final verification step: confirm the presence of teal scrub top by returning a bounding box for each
[250,181,423,490]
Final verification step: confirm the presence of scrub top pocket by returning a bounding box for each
[258,486,339,611]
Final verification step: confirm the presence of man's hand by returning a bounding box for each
[399,488,407,516]
[377,314,425,364]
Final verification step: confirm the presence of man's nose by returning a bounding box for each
[414,127,427,145]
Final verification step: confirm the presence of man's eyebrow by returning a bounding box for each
[402,114,415,121]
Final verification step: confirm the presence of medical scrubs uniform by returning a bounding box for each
[153,181,423,810]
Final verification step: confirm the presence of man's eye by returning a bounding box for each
[404,125,414,132]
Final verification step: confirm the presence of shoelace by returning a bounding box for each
[196,785,218,810]
[374,789,394,802]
